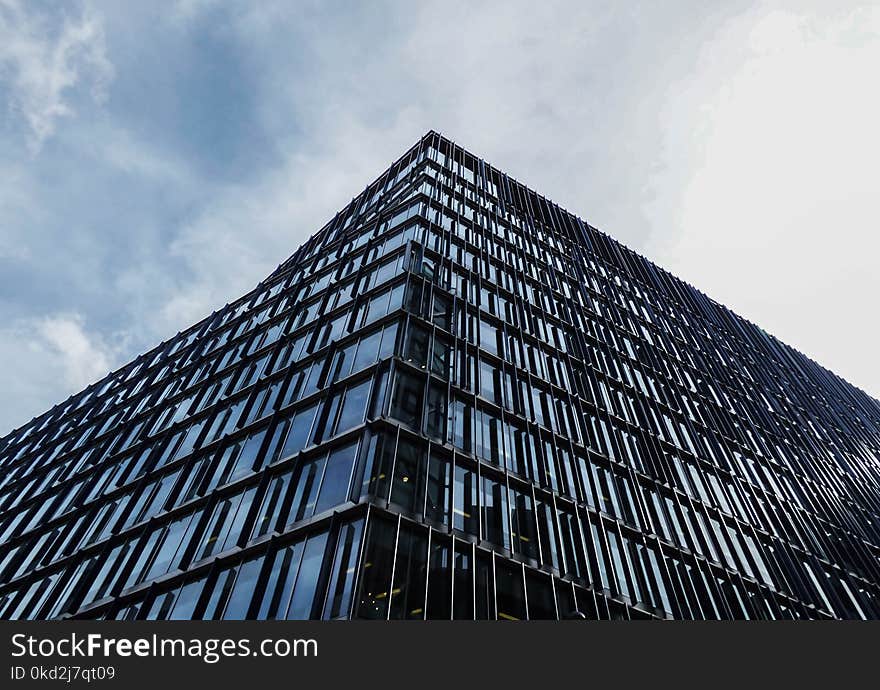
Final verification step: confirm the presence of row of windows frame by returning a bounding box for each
[6,374,872,620]
[3,280,876,600]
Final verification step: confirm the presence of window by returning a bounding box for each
[298,358,326,400]
[351,331,381,374]
[287,455,324,524]
[335,378,371,434]
[390,524,428,619]
[475,550,495,620]
[558,505,586,580]
[221,556,264,619]
[252,531,329,620]
[288,442,357,523]
[277,403,319,461]
[431,293,452,331]
[403,323,430,369]
[481,475,509,550]
[167,576,209,620]
[357,432,394,501]
[426,534,452,620]
[389,370,424,429]
[356,518,397,619]
[377,321,399,359]
[363,283,405,325]
[346,321,398,376]
[227,428,267,485]
[314,442,358,514]
[506,420,532,480]
[251,470,292,539]
[322,519,364,619]
[430,334,453,378]
[453,463,479,537]
[448,397,472,453]
[255,540,304,619]
[425,449,452,526]
[329,340,358,384]
[526,571,556,619]
[425,382,447,440]
[478,358,502,405]
[453,542,474,620]
[195,487,257,560]
[479,319,501,357]
[389,437,427,514]
[536,498,561,572]
[286,532,329,619]
[510,485,539,561]
[495,560,525,620]
[475,407,503,466]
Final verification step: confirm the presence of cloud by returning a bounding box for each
[157,114,424,335]
[37,313,118,390]
[0,314,121,433]
[646,4,880,398]
[0,0,113,151]
[142,0,713,334]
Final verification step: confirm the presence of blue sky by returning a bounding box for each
[1,0,878,434]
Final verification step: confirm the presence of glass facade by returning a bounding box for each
[1,131,879,620]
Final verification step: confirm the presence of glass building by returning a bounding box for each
[2,131,879,621]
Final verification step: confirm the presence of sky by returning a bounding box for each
[0,0,878,435]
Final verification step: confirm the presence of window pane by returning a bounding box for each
[352,330,381,373]
[389,371,424,429]
[479,359,501,404]
[336,379,371,434]
[475,550,494,620]
[431,336,453,378]
[481,476,510,550]
[323,519,365,619]
[425,382,447,440]
[357,432,394,501]
[476,408,502,466]
[390,437,427,513]
[257,541,304,620]
[252,471,291,539]
[426,535,452,620]
[510,487,539,561]
[526,571,556,620]
[453,542,474,620]
[314,442,358,514]
[449,398,472,452]
[537,499,560,571]
[390,525,428,620]
[279,404,319,461]
[453,464,479,537]
[201,567,237,620]
[356,518,397,619]
[222,557,263,619]
[404,323,430,368]
[378,322,399,359]
[496,561,526,621]
[330,341,357,383]
[169,576,207,620]
[286,531,329,619]
[425,450,452,526]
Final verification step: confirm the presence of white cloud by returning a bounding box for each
[646,4,880,398]
[0,0,113,151]
[156,114,425,335]
[37,314,117,390]
[0,314,121,434]
[146,0,675,335]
